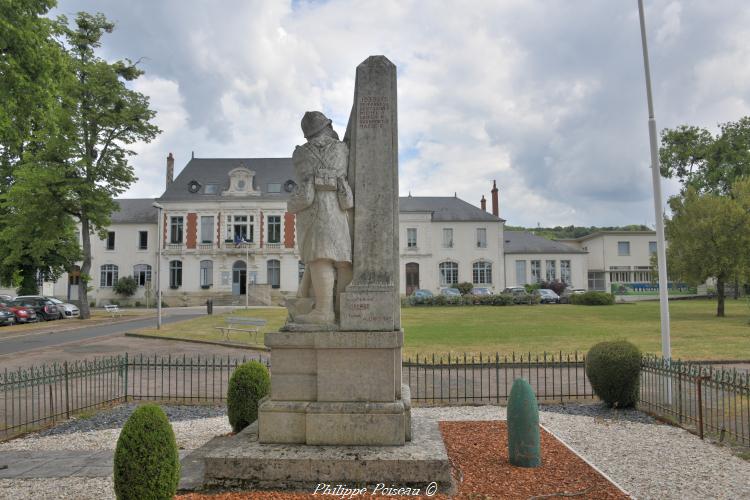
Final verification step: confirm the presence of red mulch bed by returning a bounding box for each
[178,421,628,499]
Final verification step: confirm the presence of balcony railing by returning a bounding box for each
[166,243,183,251]
[265,242,283,249]
[198,243,214,251]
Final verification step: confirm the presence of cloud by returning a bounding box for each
[53,0,750,227]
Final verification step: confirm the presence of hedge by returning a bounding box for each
[113,404,180,500]
[227,360,270,433]
[585,340,641,408]
[570,291,615,305]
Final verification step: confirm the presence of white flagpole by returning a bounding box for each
[637,0,672,399]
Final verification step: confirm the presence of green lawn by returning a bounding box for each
[133,300,750,361]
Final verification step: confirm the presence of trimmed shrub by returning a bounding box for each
[227,360,270,432]
[113,404,179,500]
[585,341,641,408]
[113,276,138,297]
[570,291,615,305]
[456,282,474,295]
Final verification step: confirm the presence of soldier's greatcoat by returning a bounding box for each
[288,134,353,264]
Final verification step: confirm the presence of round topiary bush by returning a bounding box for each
[227,360,271,432]
[113,404,179,500]
[585,340,641,408]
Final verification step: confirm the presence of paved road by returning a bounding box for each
[0,314,202,357]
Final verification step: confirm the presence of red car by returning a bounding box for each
[5,301,38,323]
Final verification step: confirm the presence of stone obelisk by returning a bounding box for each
[340,56,400,332]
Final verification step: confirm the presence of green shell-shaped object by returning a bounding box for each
[507,377,541,467]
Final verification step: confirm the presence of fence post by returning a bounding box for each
[123,353,129,403]
[63,361,70,419]
[697,375,705,440]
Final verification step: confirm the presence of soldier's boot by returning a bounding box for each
[297,260,335,325]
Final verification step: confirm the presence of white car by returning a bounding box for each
[15,296,80,319]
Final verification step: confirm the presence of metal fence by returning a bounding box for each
[2,352,749,447]
[640,356,750,446]
[404,352,594,404]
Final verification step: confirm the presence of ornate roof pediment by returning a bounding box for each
[223,166,260,197]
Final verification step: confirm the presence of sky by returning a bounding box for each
[52,0,750,228]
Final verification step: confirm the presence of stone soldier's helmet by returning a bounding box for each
[301,111,332,139]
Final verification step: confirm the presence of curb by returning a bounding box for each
[540,423,633,499]
[124,332,270,352]
[0,314,156,338]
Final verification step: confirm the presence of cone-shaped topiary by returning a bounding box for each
[507,378,541,468]
[227,360,270,432]
[113,404,180,500]
[585,340,641,408]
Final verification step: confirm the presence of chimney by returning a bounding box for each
[166,153,174,187]
[491,180,499,216]
[480,195,487,212]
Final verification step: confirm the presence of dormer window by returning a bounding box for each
[223,167,260,197]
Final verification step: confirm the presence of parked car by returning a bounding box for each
[5,302,38,323]
[440,287,461,297]
[15,295,78,319]
[538,289,560,304]
[502,286,527,295]
[410,289,434,299]
[9,298,58,321]
[0,294,12,306]
[559,288,586,304]
[471,287,492,296]
[0,306,15,326]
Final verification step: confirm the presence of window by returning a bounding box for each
[546,260,556,281]
[442,228,453,248]
[228,215,253,242]
[407,228,417,248]
[267,215,281,243]
[138,231,148,250]
[588,271,606,290]
[515,260,527,285]
[100,264,118,287]
[170,216,184,244]
[169,260,182,288]
[267,259,280,288]
[267,183,281,193]
[200,260,213,287]
[560,260,571,285]
[204,184,219,194]
[617,241,630,256]
[649,241,657,255]
[472,261,492,285]
[439,262,459,286]
[200,216,214,244]
[298,261,305,283]
[133,264,152,286]
[476,228,487,248]
[530,260,541,283]
[106,231,115,250]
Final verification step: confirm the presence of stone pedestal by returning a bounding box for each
[258,330,410,446]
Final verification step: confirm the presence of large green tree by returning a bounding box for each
[27,12,160,317]
[660,117,750,195]
[0,0,80,293]
[664,178,750,317]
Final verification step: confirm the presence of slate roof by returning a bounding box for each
[158,157,295,201]
[399,196,503,222]
[504,231,586,254]
[111,198,158,224]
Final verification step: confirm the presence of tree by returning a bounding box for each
[664,179,750,317]
[660,117,750,196]
[113,276,137,297]
[32,12,159,318]
[0,1,79,292]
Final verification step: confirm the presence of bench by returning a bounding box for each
[215,316,266,344]
[104,304,121,318]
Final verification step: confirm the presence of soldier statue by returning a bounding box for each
[288,111,353,325]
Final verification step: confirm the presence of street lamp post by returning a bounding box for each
[637,0,672,401]
[152,202,164,329]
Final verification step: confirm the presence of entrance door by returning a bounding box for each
[405,262,419,295]
[68,266,81,301]
[232,261,247,295]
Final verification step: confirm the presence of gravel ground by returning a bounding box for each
[1,403,749,500]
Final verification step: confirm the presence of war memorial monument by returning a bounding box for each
[201,56,453,492]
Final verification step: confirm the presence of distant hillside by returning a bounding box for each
[504,224,652,240]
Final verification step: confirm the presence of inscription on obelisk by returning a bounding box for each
[340,55,400,332]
